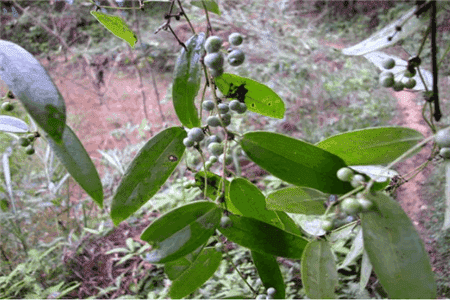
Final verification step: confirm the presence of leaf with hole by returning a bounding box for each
[215,73,285,119]
[111,126,186,225]
[0,40,66,142]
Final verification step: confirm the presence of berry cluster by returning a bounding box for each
[204,32,246,78]
[435,128,450,159]
[379,57,420,91]
[17,133,38,155]
[255,287,277,299]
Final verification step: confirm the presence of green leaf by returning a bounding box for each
[316,127,424,166]
[361,192,436,299]
[169,247,222,299]
[240,132,353,194]
[266,187,327,215]
[274,211,302,236]
[111,127,186,225]
[165,245,204,280]
[215,73,285,119]
[228,178,284,229]
[251,251,285,299]
[0,116,28,133]
[338,227,363,270]
[172,33,205,128]
[191,0,220,15]
[90,11,137,48]
[141,201,221,264]
[342,6,428,55]
[46,125,103,207]
[0,40,66,142]
[301,240,338,299]
[360,250,372,291]
[218,214,308,259]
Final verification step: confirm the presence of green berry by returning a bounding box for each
[220,216,232,228]
[221,113,232,127]
[209,67,224,78]
[204,36,223,53]
[321,219,334,232]
[440,147,450,159]
[266,287,276,296]
[380,76,395,88]
[404,68,416,78]
[228,32,243,46]
[202,100,215,111]
[393,81,404,91]
[408,56,421,68]
[27,134,36,142]
[1,102,14,111]
[256,295,266,300]
[382,58,395,69]
[358,197,375,212]
[219,153,233,165]
[236,103,247,114]
[207,135,222,144]
[207,116,221,127]
[209,156,218,164]
[7,91,14,99]
[336,167,354,182]
[183,137,195,147]
[227,49,245,67]
[18,137,30,147]
[218,103,229,114]
[208,142,223,156]
[204,52,224,70]
[205,161,213,170]
[404,78,416,89]
[351,174,365,188]
[340,197,362,215]
[214,242,223,252]
[229,100,241,111]
[188,127,205,142]
[435,129,450,148]
[25,145,35,155]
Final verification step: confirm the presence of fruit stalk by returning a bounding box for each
[443,160,450,230]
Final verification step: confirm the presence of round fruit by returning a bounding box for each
[221,113,232,127]
[7,91,14,99]
[321,219,334,232]
[209,67,224,78]
[209,156,218,164]
[380,76,395,88]
[204,36,223,53]
[345,215,356,223]
[228,32,243,46]
[408,56,421,68]
[183,137,195,147]
[341,197,362,215]
[1,102,14,111]
[229,100,241,111]
[207,135,222,144]
[188,127,205,142]
[207,116,221,127]
[255,295,266,300]
[214,242,223,252]
[440,147,450,159]
[404,68,416,78]
[266,287,276,296]
[27,134,36,142]
[220,216,232,228]
[219,153,233,165]
[337,167,354,182]
[25,145,35,155]
[382,58,396,69]
[381,71,394,78]
[392,81,404,92]
[218,103,229,114]
[208,142,223,156]
[358,197,375,212]
[435,128,450,148]
[205,161,213,170]
[204,52,224,70]
[351,174,365,188]
[404,78,416,89]
[236,103,247,114]
[227,49,245,66]
[18,137,30,147]
[202,100,215,111]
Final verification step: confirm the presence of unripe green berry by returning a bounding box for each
[337,167,354,182]
[202,100,215,111]
[183,137,195,147]
[204,36,223,53]
[18,137,30,147]
[440,147,450,159]
[404,68,416,78]
[209,67,224,78]
[188,127,205,142]
[220,216,232,228]
[218,103,229,114]
[408,56,421,68]
[208,142,223,156]
[25,145,35,155]
[351,174,365,188]
[227,49,245,67]
[382,58,396,69]
[380,76,395,88]
[266,287,276,296]
[229,100,241,111]
[321,219,334,232]
[204,52,224,70]
[221,113,232,127]
[27,134,36,142]
[404,78,416,89]
[214,242,223,252]
[228,32,243,46]
[207,116,221,127]
[236,103,247,114]
[219,153,233,165]
[1,102,14,111]
[208,156,218,164]
[207,135,222,145]
[255,295,266,300]
[340,197,362,215]
[205,161,213,170]
[358,197,375,212]
[435,128,450,148]
[393,81,404,91]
